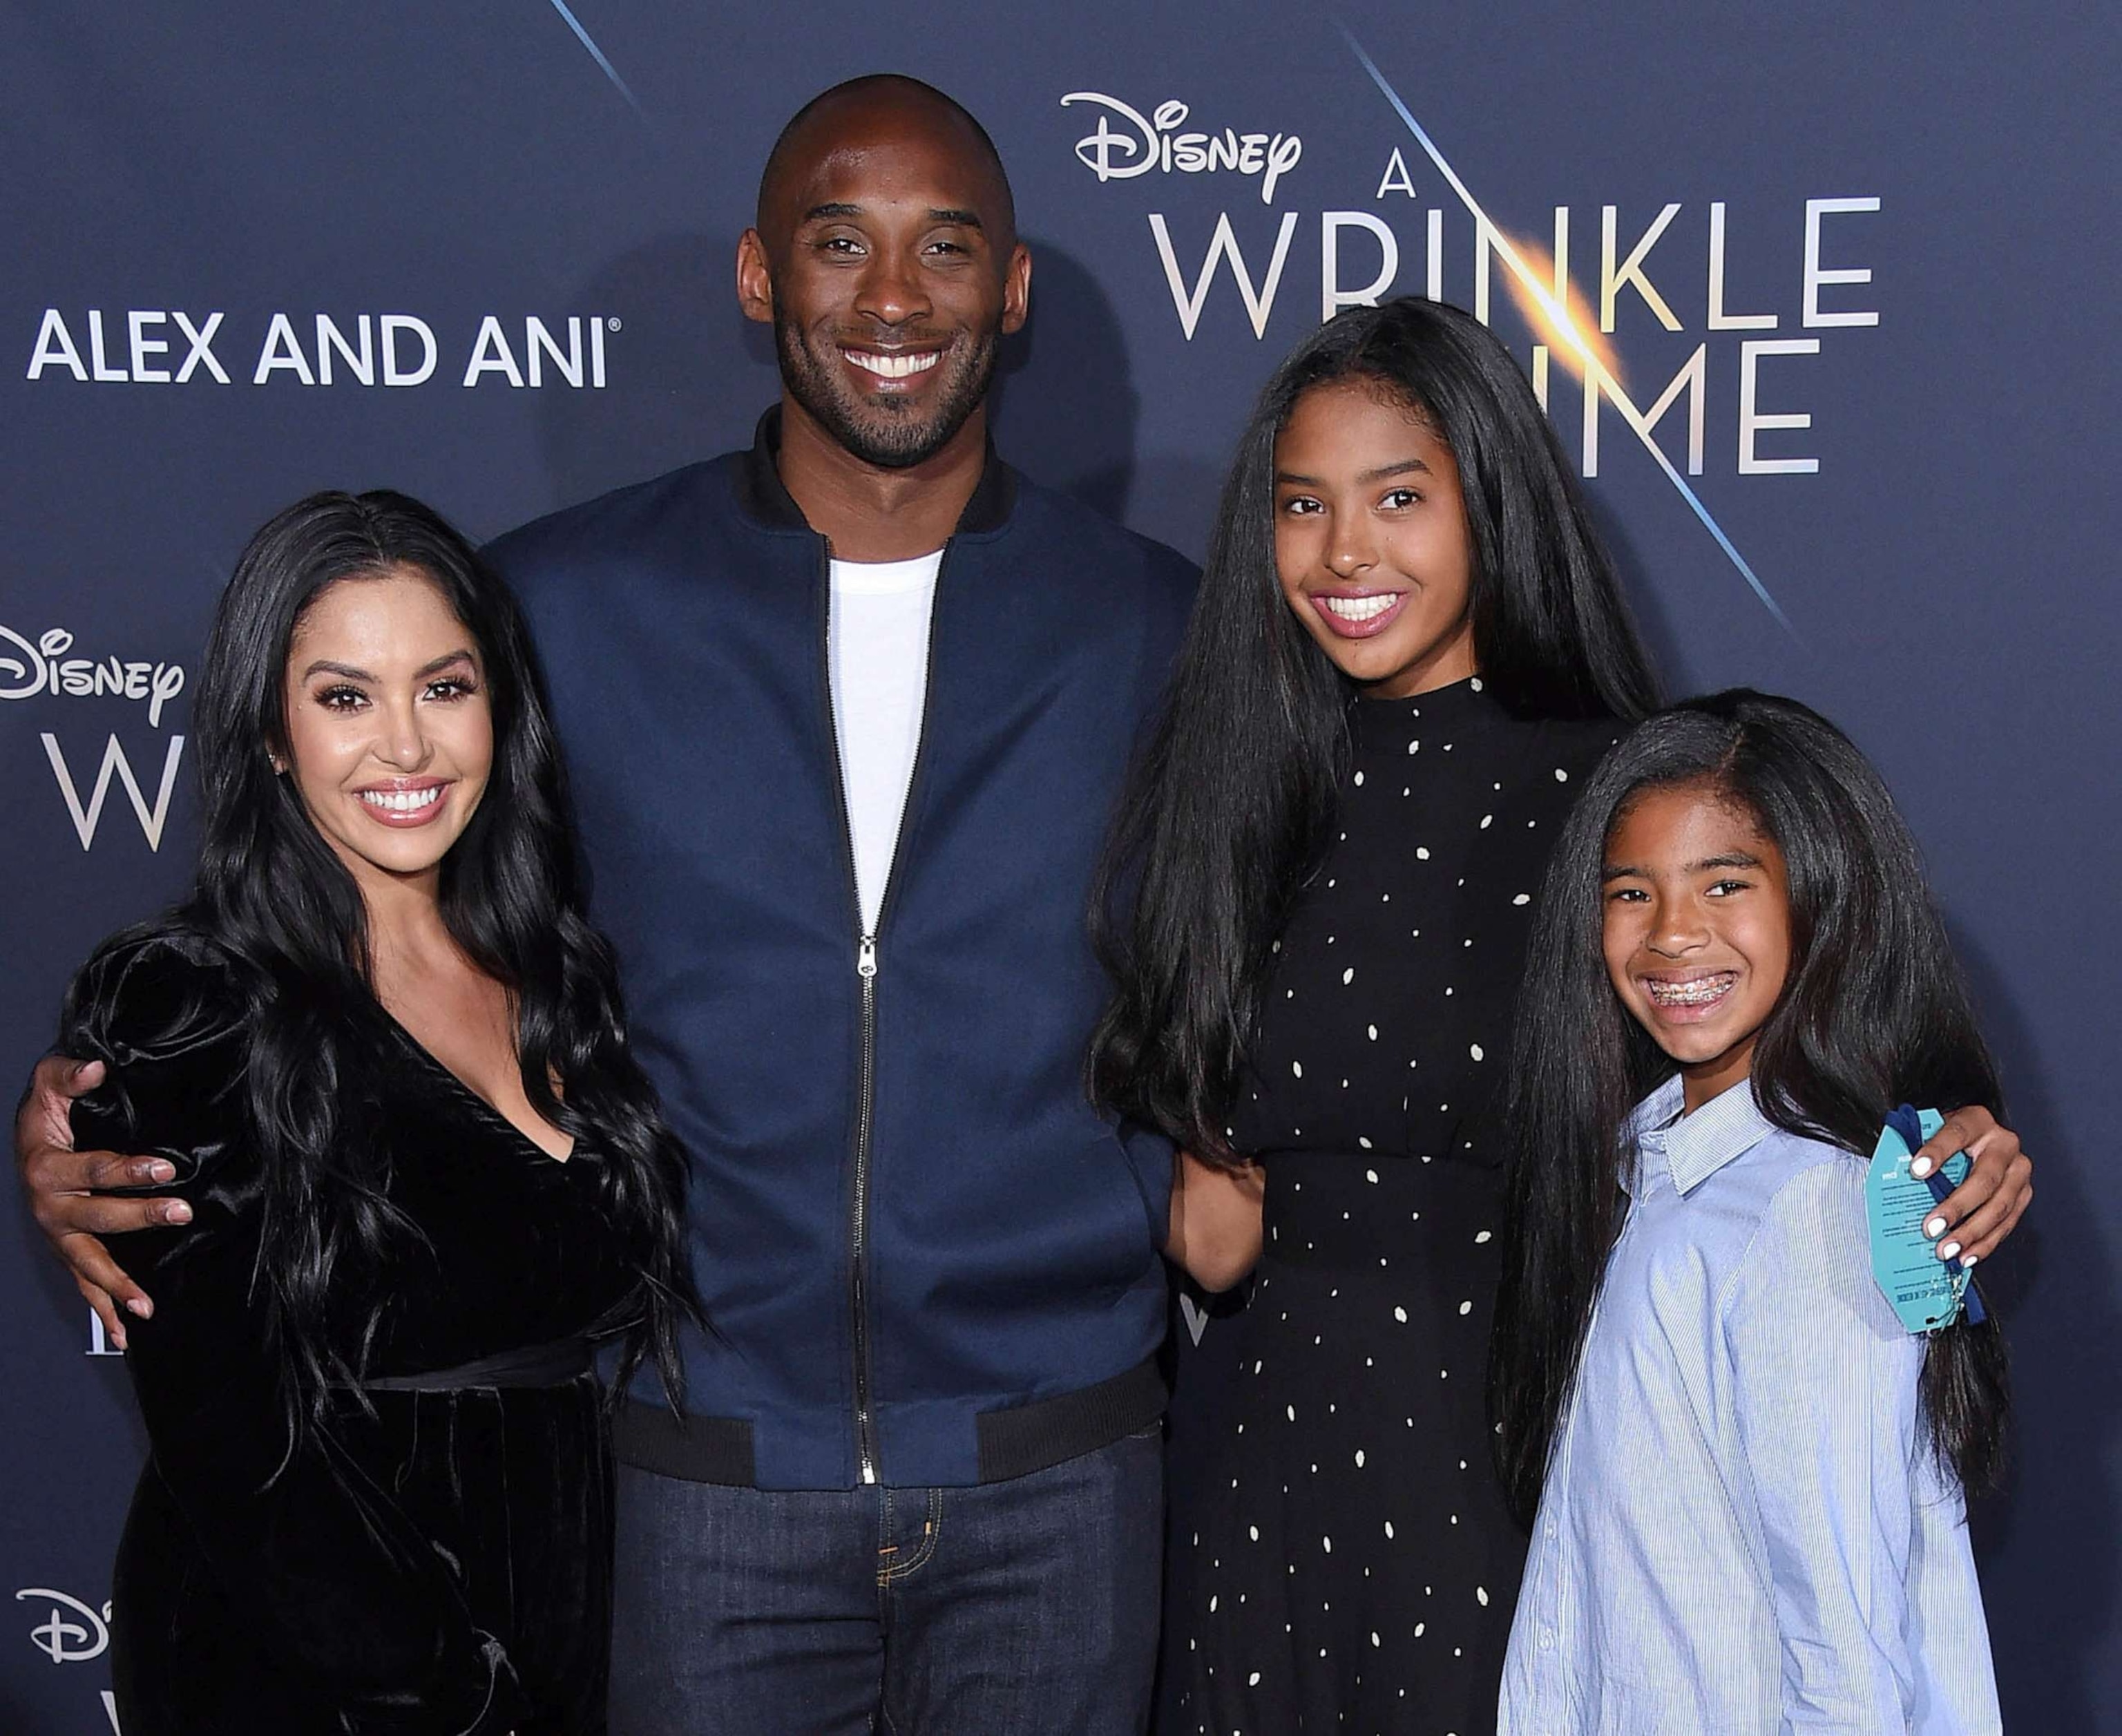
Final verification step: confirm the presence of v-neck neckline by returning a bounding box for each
[379,1009,579,1165]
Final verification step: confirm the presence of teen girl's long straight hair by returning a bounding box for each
[1489,689,2010,1521]
[1089,296,1659,1162]
[68,490,698,1420]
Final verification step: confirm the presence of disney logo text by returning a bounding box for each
[1062,94,1301,204]
[1,625,186,728]
[16,1587,111,1663]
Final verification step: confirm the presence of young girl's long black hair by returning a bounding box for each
[68,489,698,1420]
[1089,296,1659,1162]
[1489,689,2009,1522]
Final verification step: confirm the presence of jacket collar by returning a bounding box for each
[734,404,1017,537]
[1622,1075,1775,1199]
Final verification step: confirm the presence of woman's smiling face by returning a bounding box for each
[1272,379,1478,699]
[276,566,494,893]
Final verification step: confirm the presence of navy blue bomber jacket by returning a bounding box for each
[486,412,1196,1490]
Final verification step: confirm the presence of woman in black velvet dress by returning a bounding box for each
[1091,298,2032,1735]
[57,491,694,1735]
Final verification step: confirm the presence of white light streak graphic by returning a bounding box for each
[544,0,647,124]
[1341,26,1797,637]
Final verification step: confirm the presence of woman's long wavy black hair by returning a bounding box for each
[1489,689,2010,1523]
[1089,297,1659,1162]
[79,489,698,1420]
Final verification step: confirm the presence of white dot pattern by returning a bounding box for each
[1161,683,1620,1734]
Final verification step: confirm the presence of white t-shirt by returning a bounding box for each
[828,551,942,933]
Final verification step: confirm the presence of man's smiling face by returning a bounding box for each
[742,89,1029,470]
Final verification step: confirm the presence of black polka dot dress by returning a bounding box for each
[1158,678,1618,1736]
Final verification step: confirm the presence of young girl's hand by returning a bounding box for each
[1910,1107,2032,1266]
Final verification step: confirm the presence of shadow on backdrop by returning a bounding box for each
[537,233,783,513]
[992,238,1139,521]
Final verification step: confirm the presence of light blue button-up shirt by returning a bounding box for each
[1499,1076,2000,1734]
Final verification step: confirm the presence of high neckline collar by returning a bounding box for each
[1353,674,1491,712]
[1347,674,1506,749]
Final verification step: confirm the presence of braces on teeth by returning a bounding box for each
[1647,975,1734,1005]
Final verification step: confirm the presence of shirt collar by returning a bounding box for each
[1623,1076,1775,1199]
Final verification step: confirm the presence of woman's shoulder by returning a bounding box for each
[1451,690,1624,770]
[1723,1125,1880,1290]
[1719,1130,1931,1372]
[1750,1125,1868,1210]
[63,923,252,1062]
[1537,711,1629,778]
[1455,705,1622,824]
[61,925,257,1156]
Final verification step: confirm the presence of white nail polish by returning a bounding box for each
[1924,1217,1946,1239]
[1940,1242,1962,1261]
[1960,1253,1979,1270]
[1911,1158,1933,1177]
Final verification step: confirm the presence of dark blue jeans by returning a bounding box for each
[607,1430,1163,1735]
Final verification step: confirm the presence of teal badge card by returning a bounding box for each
[1866,1106,1971,1333]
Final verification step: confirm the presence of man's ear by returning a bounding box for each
[736,229,776,326]
[1000,242,1032,337]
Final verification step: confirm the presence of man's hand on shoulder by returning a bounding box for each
[15,1053,188,1350]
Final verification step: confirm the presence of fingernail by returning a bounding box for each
[1960,1253,1979,1270]
[1911,1157,1933,1178]
[145,1160,175,1183]
[1924,1217,1946,1239]
[163,1201,192,1225]
[1940,1241,1962,1261]
[125,1297,151,1318]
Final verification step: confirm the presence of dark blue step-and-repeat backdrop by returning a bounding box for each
[3,4,2115,1728]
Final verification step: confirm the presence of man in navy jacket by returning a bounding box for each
[477,74,1195,1731]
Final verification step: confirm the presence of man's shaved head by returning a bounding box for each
[756,74,1016,253]
[737,72,1031,475]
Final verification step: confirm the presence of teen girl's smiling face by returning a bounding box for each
[1273,379,1478,698]
[1603,782,1793,1114]
[276,566,493,891]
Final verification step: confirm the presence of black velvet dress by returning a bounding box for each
[65,931,644,1735]
[1158,680,1618,1736]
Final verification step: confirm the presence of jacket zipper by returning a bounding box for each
[850,933,880,1484]
[820,535,949,1487]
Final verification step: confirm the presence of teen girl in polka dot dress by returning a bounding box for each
[1091,298,1651,1735]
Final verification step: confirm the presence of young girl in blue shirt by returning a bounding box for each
[1491,689,2007,1733]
